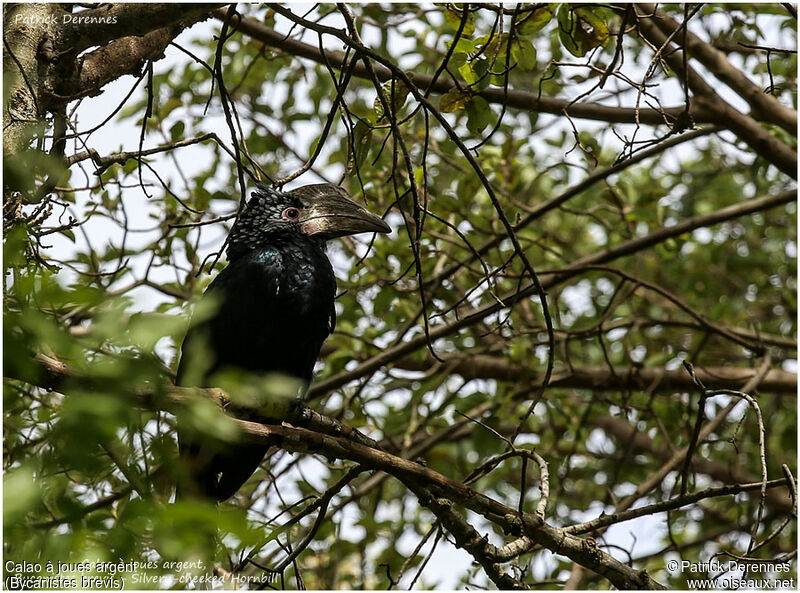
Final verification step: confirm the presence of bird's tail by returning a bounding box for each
[175,434,218,500]
[211,444,269,501]
[177,431,268,502]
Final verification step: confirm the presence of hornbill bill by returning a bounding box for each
[176,183,390,501]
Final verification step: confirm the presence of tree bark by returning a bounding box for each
[3,3,61,156]
[2,2,221,200]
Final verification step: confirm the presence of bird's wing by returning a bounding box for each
[176,245,336,500]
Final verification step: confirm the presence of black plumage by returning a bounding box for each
[176,183,390,501]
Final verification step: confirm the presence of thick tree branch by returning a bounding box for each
[60,3,224,54]
[11,351,790,586]
[391,356,797,395]
[232,421,665,589]
[404,482,527,589]
[5,353,665,589]
[217,9,707,127]
[77,24,183,96]
[637,3,796,136]
[3,4,57,156]
[634,7,797,178]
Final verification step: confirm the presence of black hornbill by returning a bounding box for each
[176,183,390,501]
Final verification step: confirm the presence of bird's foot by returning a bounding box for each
[286,399,312,426]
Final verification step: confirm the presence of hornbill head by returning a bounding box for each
[227,183,390,259]
[288,183,391,239]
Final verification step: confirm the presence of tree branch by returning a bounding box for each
[566,478,791,535]
[596,413,793,515]
[309,189,796,398]
[423,126,724,290]
[61,3,224,54]
[216,9,709,127]
[391,356,797,395]
[5,352,665,590]
[633,6,797,178]
[65,133,239,175]
[3,4,56,156]
[232,421,665,589]
[637,2,796,136]
[77,24,183,96]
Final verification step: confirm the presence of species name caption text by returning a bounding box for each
[666,559,795,590]
[4,560,277,590]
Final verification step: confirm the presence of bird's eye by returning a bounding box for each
[282,207,301,220]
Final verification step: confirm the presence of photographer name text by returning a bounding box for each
[13,14,118,26]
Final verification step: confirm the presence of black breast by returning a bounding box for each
[178,236,336,387]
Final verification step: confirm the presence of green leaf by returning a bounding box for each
[466,96,493,134]
[169,121,185,143]
[449,52,468,72]
[127,312,185,350]
[557,5,610,57]
[518,4,555,34]
[444,6,476,36]
[458,60,478,85]
[511,38,537,71]
[352,119,374,167]
[3,466,39,524]
[459,58,490,88]
[440,87,472,113]
[452,37,476,53]
[122,158,139,174]
[372,79,409,122]
[483,32,510,61]
[160,96,183,119]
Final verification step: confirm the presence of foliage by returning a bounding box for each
[3,3,797,589]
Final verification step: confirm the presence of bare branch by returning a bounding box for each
[61,3,224,54]
[391,356,798,395]
[216,9,706,127]
[77,25,184,96]
[634,6,797,178]
[637,2,796,136]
